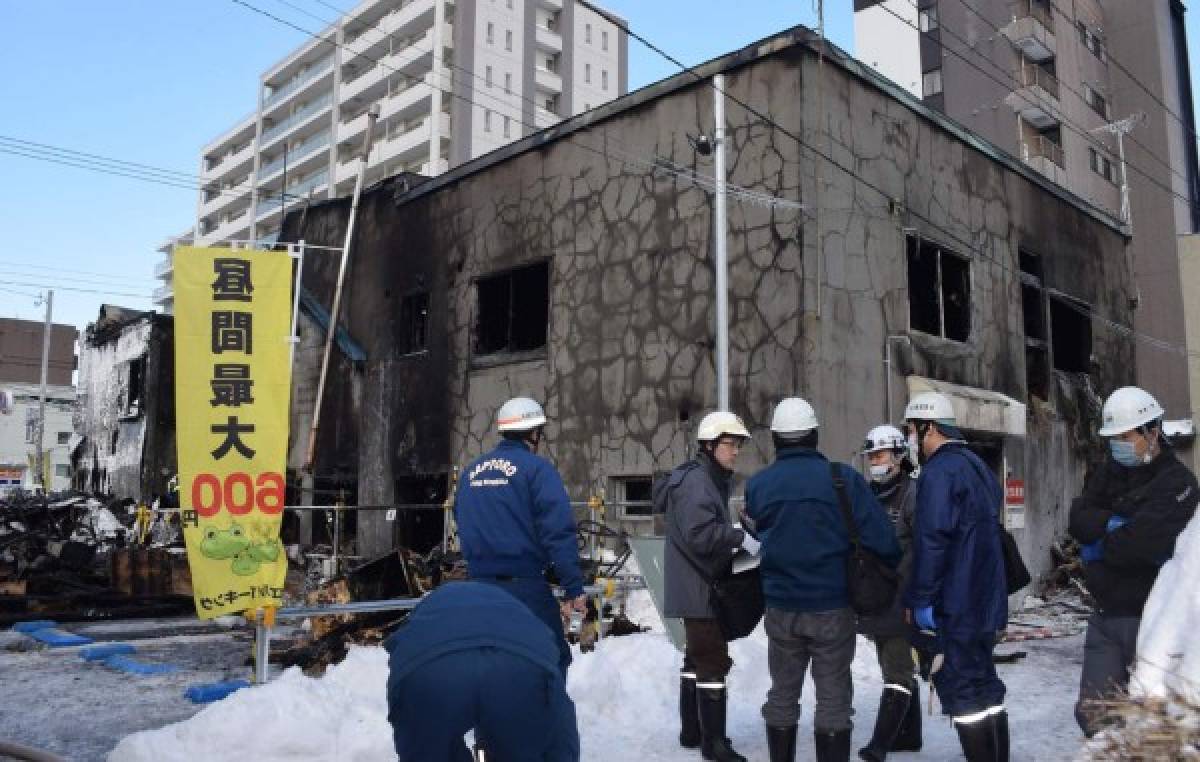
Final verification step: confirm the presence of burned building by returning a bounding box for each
[73,306,176,501]
[282,26,1135,584]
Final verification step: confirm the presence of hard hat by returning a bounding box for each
[1098,386,1164,437]
[770,397,819,434]
[904,391,956,423]
[496,397,547,432]
[863,424,906,454]
[696,411,751,442]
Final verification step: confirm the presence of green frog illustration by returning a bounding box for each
[199,521,282,576]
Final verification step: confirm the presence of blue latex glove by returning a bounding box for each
[1106,515,1128,533]
[914,605,936,631]
[1080,539,1104,563]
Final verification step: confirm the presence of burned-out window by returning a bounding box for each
[1020,250,1050,400]
[123,355,146,418]
[1051,295,1092,372]
[399,291,429,355]
[474,262,549,357]
[906,236,971,342]
[613,476,654,520]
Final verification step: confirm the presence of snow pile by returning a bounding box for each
[108,646,394,762]
[1133,509,1200,702]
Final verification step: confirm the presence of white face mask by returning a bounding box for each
[869,464,894,482]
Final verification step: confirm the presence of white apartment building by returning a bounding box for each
[0,383,76,494]
[152,0,626,312]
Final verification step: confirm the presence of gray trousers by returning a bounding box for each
[1076,613,1140,737]
[761,607,856,731]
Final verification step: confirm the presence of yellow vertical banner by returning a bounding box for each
[174,246,292,619]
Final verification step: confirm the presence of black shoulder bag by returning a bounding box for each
[671,540,764,642]
[831,463,900,616]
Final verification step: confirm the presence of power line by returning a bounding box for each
[0,135,200,183]
[608,10,1200,362]
[875,0,1200,218]
[0,279,152,300]
[0,259,160,285]
[0,268,157,290]
[932,0,1198,208]
[229,0,803,212]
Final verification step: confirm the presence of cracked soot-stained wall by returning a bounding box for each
[285,26,1135,579]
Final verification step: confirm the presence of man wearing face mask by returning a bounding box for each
[903,391,1008,762]
[1068,386,1198,737]
[856,425,922,762]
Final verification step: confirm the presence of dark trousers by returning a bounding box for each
[1075,613,1140,736]
[873,635,917,690]
[932,632,1006,717]
[388,646,580,762]
[761,607,856,730]
[475,576,572,677]
[683,617,732,683]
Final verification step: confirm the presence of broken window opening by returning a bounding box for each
[393,474,448,554]
[1051,295,1092,373]
[123,355,147,418]
[399,291,430,355]
[906,235,971,341]
[613,476,654,520]
[474,262,549,358]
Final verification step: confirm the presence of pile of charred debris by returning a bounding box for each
[0,490,194,626]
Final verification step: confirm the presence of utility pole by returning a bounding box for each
[34,289,53,491]
[713,74,730,412]
[1091,112,1146,232]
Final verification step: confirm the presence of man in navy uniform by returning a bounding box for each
[903,391,1008,762]
[454,396,586,676]
[385,581,580,762]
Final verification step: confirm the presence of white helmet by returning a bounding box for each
[1098,386,1164,437]
[863,424,906,454]
[771,397,819,434]
[697,411,751,442]
[496,397,547,432]
[904,391,956,424]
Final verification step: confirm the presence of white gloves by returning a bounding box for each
[740,532,761,555]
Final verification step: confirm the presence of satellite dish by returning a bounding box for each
[0,389,13,415]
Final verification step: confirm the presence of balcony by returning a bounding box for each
[198,177,252,220]
[534,107,559,129]
[535,24,563,53]
[263,56,335,114]
[202,139,255,183]
[1002,1,1056,63]
[535,66,563,93]
[1021,135,1066,183]
[257,129,331,183]
[341,58,389,102]
[258,168,330,219]
[261,92,334,148]
[537,0,564,8]
[1006,63,1060,128]
[152,285,173,304]
[154,257,173,279]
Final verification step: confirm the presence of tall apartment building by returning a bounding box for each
[150,0,626,314]
[854,0,1200,415]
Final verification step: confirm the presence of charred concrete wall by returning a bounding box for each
[74,314,175,501]
[288,28,1135,580]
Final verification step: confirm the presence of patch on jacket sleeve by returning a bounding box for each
[1178,485,1194,504]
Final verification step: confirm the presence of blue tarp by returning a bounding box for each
[79,643,137,662]
[105,655,179,676]
[27,628,94,647]
[12,620,57,633]
[185,679,250,704]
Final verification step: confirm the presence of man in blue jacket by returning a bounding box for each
[747,398,900,762]
[454,397,586,677]
[385,581,580,762]
[902,391,1008,762]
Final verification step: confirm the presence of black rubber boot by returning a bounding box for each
[858,686,911,761]
[679,673,701,749]
[697,685,747,762]
[766,723,798,762]
[953,715,994,762]
[814,728,852,762]
[890,682,922,752]
[991,709,1009,762]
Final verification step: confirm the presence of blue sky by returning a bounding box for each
[0,1,1186,332]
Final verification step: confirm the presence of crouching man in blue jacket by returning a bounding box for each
[902,392,1008,762]
[748,398,900,762]
[385,581,580,762]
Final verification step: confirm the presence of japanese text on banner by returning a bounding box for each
[174,246,292,619]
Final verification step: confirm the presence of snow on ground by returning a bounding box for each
[96,590,1090,762]
[1133,509,1200,702]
